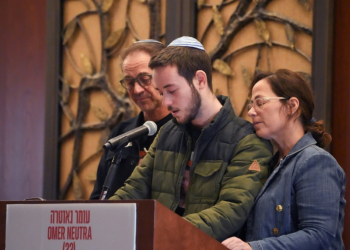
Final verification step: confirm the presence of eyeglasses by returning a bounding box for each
[120,73,152,90]
[247,97,287,111]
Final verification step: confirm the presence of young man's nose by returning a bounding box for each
[162,95,173,106]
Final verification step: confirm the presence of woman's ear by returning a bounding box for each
[288,97,300,116]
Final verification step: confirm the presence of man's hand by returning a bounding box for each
[222,237,252,250]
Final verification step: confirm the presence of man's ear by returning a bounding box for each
[288,97,300,115]
[194,70,207,90]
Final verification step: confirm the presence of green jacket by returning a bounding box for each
[110,95,272,241]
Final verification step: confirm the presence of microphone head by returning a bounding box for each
[143,121,157,136]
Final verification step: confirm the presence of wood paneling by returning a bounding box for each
[166,0,196,45]
[331,0,350,248]
[196,0,313,120]
[43,1,62,200]
[0,0,46,200]
[60,0,167,200]
[311,0,333,132]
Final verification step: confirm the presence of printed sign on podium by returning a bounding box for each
[6,203,136,250]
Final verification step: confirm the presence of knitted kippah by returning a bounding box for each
[168,36,205,51]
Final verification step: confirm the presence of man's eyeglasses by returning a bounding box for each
[247,97,287,111]
[120,73,152,90]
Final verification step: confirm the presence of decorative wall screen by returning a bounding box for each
[197,0,312,119]
[60,0,166,199]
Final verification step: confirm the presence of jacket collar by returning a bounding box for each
[133,112,146,128]
[257,132,317,202]
[106,112,145,160]
[269,132,317,169]
[285,132,317,159]
[203,95,235,133]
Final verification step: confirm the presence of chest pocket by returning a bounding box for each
[191,161,226,202]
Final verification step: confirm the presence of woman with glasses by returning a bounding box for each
[222,69,346,250]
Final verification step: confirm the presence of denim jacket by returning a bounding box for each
[246,132,346,250]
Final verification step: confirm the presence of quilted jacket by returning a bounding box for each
[110,95,273,241]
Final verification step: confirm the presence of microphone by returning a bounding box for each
[103,121,157,150]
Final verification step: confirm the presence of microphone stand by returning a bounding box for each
[99,137,129,200]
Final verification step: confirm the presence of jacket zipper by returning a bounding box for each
[183,130,204,215]
[171,134,192,211]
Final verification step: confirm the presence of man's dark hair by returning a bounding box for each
[120,41,166,64]
[149,46,213,91]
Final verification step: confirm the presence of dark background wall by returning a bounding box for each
[332,0,350,247]
[0,0,349,247]
[0,0,46,200]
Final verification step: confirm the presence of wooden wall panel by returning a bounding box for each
[0,3,6,201]
[60,0,167,200]
[0,0,46,200]
[331,0,350,248]
[196,0,313,121]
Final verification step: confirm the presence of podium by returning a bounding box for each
[0,200,228,250]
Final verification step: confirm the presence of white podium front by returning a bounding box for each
[6,203,136,250]
[0,200,229,250]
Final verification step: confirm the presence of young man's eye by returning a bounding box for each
[168,89,177,94]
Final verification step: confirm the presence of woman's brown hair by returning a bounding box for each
[251,69,332,148]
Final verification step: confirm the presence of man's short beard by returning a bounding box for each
[174,84,201,125]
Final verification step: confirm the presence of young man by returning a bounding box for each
[90,40,172,200]
[110,37,273,241]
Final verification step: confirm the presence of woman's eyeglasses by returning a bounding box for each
[247,97,287,111]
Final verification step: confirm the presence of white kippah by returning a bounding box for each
[133,39,163,44]
[168,36,205,51]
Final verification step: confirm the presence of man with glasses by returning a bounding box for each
[90,40,171,200]
[110,37,273,241]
